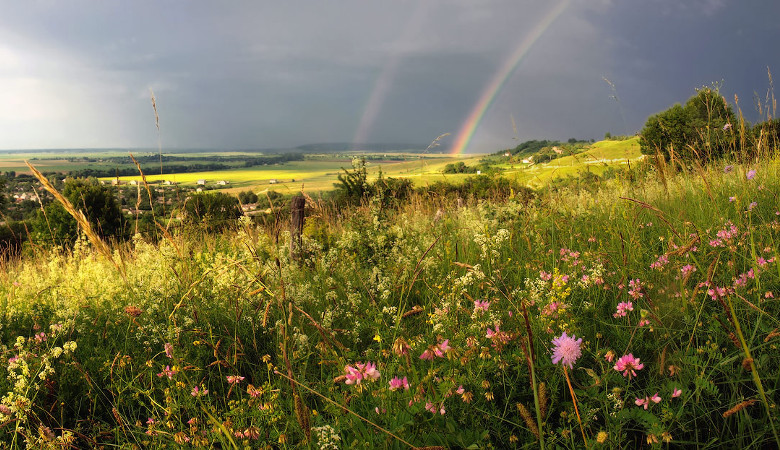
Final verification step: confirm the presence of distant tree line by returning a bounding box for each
[65,153,305,178]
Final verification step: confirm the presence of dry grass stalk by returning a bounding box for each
[25,161,121,273]
[538,382,548,419]
[129,153,158,224]
[517,402,539,438]
[401,305,424,319]
[723,399,757,418]
[294,393,311,442]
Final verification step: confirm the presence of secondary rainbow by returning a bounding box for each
[450,0,569,156]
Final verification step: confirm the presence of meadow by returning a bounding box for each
[1,143,779,448]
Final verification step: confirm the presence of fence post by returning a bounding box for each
[290,196,306,260]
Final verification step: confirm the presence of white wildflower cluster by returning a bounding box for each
[473,228,510,261]
[1,329,77,425]
[453,265,485,291]
[312,424,342,450]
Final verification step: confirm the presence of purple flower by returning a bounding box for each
[747,169,756,180]
[551,332,582,369]
[724,165,734,173]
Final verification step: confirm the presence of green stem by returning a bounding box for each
[727,294,780,446]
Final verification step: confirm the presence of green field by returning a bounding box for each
[2,139,644,194]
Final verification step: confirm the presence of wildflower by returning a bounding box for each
[723,123,732,131]
[191,386,208,397]
[456,385,465,395]
[388,376,409,391]
[635,397,648,409]
[672,387,682,398]
[729,196,736,202]
[226,375,245,385]
[434,339,450,357]
[244,426,260,440]
[344,362,380,385]
[419,349,434,361]
[614,354,644,378]
[551,332,582,369]
[604,350,616,363]
[473,300,490,313]
[747,169,756,180]
[650,392,661,403]
[247,384,262,398]
[748,201,757,211]
[681,264,696,277]
[613,301,634,318]
[157,365,178,379]
[596,431,608,443]
[425,401,445,415]
[164,342,173,359]
[392,337,410,356]
[650,255,669,270]
[628,279,644,299]
[638,319,651,327]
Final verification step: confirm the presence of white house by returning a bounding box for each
[196,179,206,186]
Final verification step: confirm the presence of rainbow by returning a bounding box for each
[450,0,569,156]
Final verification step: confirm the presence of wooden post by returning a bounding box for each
[290,196,306,259]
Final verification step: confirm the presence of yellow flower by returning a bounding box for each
[596,431,608,443]
[373,334,382,343]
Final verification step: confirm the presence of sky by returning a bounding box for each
[0,0,778,153]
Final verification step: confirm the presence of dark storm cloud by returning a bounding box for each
[0,1,778,151]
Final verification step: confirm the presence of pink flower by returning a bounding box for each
[456,385,465,395]
[344,362,381,385]
[389,376,410,391]
[157,365,178,379]
[604,350,616,363]
[650,392,661,404]
[226,375,245,385]
[551,332,582,369]
[473,300,490,312]
[191,386,208,397]
[613,301,634,318]
[164,342,173,359]
[614,354,644,378]
[681,265,696,277]
[635,397,648,409]
[672,388,682,398]
[628,279,644,299]
[747,169,756,180]
[486,325,499,339]
[434,340,450,357]
[419,349,434,360]
[425,402,445,415]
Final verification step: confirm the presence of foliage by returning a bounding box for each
[32,178,125,246]
[640,87,736,162]
[182,192,242,231]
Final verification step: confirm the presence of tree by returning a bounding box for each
[183,192,242,231]
[34,178,125,245]
[640,87,736,162]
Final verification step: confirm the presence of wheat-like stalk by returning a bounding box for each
[25,161,120,273]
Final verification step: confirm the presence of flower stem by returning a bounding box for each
[563,365,588,447]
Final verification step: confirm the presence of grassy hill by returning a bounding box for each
[2,151,780,447]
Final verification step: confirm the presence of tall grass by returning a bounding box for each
[1,145,779,447]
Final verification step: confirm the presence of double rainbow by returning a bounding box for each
[449,0,570,156]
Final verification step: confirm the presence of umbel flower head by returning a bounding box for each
[551,332,582,369]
